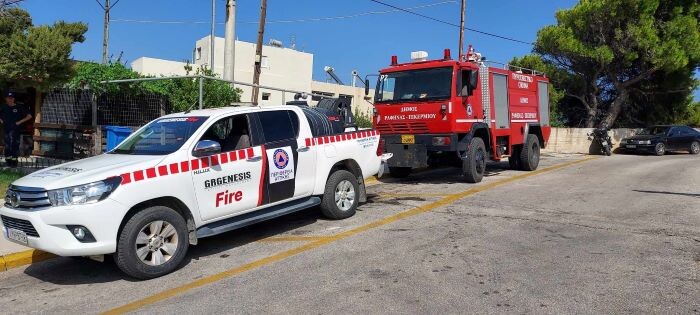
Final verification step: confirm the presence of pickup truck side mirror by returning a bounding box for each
[193,140,221,157]
[364,79,370,96]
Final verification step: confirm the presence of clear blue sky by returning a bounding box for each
[20,0,700,99]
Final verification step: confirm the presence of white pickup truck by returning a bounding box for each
[0,105,389,279]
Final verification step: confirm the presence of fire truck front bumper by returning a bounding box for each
[383,134,458,169]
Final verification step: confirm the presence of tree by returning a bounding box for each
[68,61,242,112]
[0,8,87,90]
[533,0,700,127]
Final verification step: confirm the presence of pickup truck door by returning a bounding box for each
[255,109,316,206]
[191,113,266,222]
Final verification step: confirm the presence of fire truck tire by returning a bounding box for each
[320,170,359,220]
[509,146,522,170]
[462,137,486,183]
[519,135,541,171]
[115,206,189,280]
[389,167,412,178]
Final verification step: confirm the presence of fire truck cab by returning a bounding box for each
[368,48,551,183]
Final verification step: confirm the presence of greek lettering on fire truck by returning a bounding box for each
[0,106,390,279]
[367,47,551,182]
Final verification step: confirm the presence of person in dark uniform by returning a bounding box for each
[0,93,32,167]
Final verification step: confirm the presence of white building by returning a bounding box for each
[131,36,374,116]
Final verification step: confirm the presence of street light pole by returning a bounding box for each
[102,0,110,64]
[210,0,215,71]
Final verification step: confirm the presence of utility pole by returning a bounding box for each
[251,0,267,105]
[210,0,215,71]
[458,0,466,59]
[96,0,121,64]
[223,0,236,82]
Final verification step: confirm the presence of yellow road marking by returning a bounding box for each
[102,156,596,315]
[380,193,451,197]
[257,235,333,242]
[0,249,55,272]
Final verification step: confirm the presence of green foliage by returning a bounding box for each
[353,107,373,129]
[0,8,87,90]
[531,0,700,127]
[69,62,242,112]
[682,101,700,127]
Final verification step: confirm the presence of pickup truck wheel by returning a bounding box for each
[320,170,359,220]
[462,137,486,183]
[519,134,541,171]
[115,206,189,279]
[389,167,411,178]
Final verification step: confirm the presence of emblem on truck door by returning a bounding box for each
[266,147,295,184]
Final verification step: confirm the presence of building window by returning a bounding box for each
[262,92,271,101]
[261,56,270,69]
[196,47,202,60]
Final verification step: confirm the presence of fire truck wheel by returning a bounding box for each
[115,206,189,280]
[389,167,412,178]
[509,146,522,170]
[320,170,359,220]
[519,135,541,171]
[462,137,486,183]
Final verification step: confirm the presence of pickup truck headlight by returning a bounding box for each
[47,177,122,206]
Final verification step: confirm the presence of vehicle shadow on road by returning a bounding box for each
[23,207,324,284]
[632,190,700,198]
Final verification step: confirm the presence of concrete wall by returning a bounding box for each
[131,57,189,76]
[194,37,313,106]
[544,128,640,154]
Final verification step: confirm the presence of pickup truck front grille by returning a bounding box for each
[376,122,430,134]
[0,215,39,237]
[4,186,51,209]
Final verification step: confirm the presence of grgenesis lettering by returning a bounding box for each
[215,190,243,207]
[204,172,252,189]
[157,117,200,123]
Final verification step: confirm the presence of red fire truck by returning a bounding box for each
[366,47,551,183]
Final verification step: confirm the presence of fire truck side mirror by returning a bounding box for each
[364,79,370,96]
[458,70,479,97]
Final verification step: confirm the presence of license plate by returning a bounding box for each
[6,228,28,245]
[401,135,415,144]
[627,145,637,148]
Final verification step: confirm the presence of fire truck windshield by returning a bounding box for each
[375,67,452,103]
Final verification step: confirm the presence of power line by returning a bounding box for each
[110,1,458,25]
[368,0,533,45]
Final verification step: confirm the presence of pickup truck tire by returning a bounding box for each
[462,137,486,183]
[115,206,189,279]
[320,170,359,220]
[519,134,541,171]
[389,167,411,178]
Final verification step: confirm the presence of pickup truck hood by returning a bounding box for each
[13,154,166,190]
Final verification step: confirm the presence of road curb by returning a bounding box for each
[0,249,55,272]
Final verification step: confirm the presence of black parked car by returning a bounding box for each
[620,125,700,156]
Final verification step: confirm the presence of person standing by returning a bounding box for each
[0,92,32,167]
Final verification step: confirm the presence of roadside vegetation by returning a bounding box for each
[511,0,700,128]
[0,169,22,194]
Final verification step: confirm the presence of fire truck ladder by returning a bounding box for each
[479,61,491,127]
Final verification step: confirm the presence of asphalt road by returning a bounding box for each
[0,153,698,314]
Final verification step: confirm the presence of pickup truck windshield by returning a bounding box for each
[110,117,207,155]
[375,67,453,103]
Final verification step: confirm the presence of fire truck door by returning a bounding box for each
[493,73,509,129]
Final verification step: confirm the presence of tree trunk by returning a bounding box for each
[602,90,628,127]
